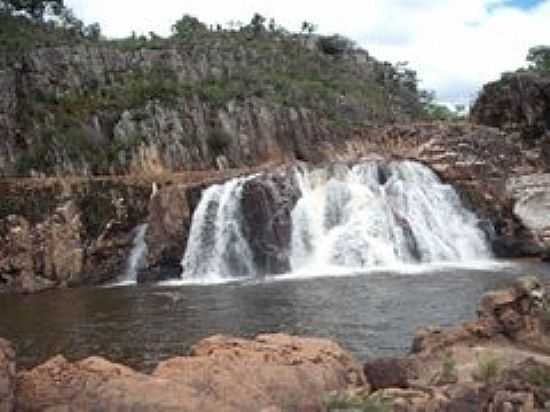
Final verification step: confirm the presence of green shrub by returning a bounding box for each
[526,365,550,387]
[207,127,232,155]
[318,35,355,56]
[441,351,458,383]
[472,354,502,384]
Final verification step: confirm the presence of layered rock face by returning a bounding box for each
[0,38,418,178]
[470,71,550,256]
[14,334,364,412]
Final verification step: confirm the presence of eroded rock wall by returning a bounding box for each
[0,178,150,293]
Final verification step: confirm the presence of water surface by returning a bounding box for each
[1,260,549,372]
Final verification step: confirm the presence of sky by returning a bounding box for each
[66,0,550,106]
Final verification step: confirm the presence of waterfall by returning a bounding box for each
[122,224,148,283]
[180,177,255,280]
[290,161,491,271]
[180,160,492,281]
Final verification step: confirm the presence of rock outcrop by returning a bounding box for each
[0,178,150,293]
[15,334,364,412]
[0,201,83,294]
[471,71,550,142]
[0,34,421,178]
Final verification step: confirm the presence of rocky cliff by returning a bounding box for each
[0,29,423,178]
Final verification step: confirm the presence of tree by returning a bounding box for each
[83,22,101,40]
[527,45,550,72]
[1,0,64,20]
[301,21,317,35]
[268,17,276,32]
[247,13,266,34]
[171,14,207,39]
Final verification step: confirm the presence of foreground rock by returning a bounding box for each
[329,276,550,411]
[15,334,364,412]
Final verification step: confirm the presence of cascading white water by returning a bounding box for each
[180,177,255,280]
[179,160,492,281]
[122,223,148,283]
[290,161,492,272]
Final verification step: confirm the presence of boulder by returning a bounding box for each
[16,334,364,412]
[0,338,15,412]
[154,334,365,410]
[363,358,410,391]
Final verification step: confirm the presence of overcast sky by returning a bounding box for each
[66,0,550,106]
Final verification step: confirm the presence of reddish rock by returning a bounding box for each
[16,334,364,412]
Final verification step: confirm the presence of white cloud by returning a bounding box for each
[66,0,550,105]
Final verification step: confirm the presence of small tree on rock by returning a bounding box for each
[172,14,207,39]
[527,45,550,72]
[301,21,317,35]
[247,13,266,34]
[1,0,64,20]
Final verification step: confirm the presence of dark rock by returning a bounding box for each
[240,172,300,275]
[363,358,410,391]
[141,184,197,283]
[491,237,545,258]
[472,71,550,142]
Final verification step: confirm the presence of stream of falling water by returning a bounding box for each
[178,161,492,281]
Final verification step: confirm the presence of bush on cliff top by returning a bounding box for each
[527,45,550,72]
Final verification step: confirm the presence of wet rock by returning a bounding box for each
[240,172,300,275]
[0,338,15,412]
[141,183,208,282]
